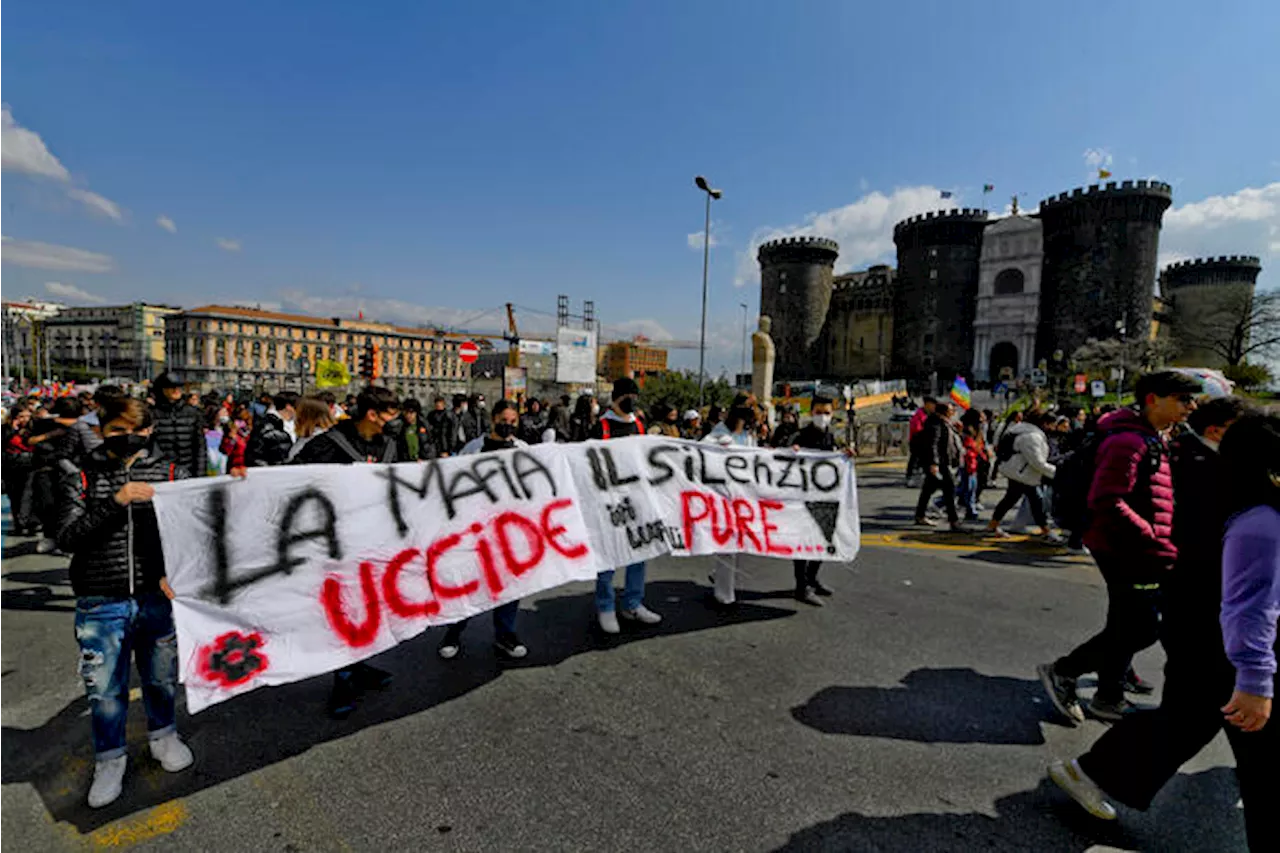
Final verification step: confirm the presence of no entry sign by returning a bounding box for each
[458,341,479,364]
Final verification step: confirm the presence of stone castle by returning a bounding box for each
[757,180,1263,387]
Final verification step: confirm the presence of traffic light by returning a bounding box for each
[358,346,375,381]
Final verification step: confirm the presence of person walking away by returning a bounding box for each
[287,396,337,462]
[957,417,984,523]
[541,404,570,444]
[905,396,937,485]
[436,400,532,661]
[913,401,963,531]
[245,391,297,467]
[291,386,401,718]
[1045,399,1261,832]
[57,396,193,808]
[425,395,454,457]
[986,411,1061,541]
[568,394,598,443]
[151,373,207,478]
[1038,371,1201,723]
[702,404,758,608]
[590,378,662,633]
[790,396,854,604]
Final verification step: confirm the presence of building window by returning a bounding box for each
[994,268,1025,295]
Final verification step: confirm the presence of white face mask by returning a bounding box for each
[590,403,600,416]
[812,414,832,430]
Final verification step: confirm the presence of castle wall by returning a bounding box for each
[758,237,839,379]
[1161,255,1262,367]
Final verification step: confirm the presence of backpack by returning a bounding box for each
[995,429,1020,464]
[1052,429,1163,533]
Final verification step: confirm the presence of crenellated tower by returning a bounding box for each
[1036,180,1172,362]
[891,208,989,386]
[757,236,840,379]
[1161,255,1262,366]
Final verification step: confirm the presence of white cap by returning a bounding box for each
[683,409,700,421]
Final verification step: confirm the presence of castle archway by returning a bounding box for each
[989,341,1018,381]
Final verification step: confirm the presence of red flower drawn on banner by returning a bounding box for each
[198,631,269,688]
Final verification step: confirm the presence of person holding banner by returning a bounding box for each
[702,403,759,608]
[437,400,532,660]
[590,378,662,634]
[292,385,401,719]
[56,396,194,809]
[790,395,853,604]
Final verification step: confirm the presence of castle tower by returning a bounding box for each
[1161,255,1262,367]
[1036,180,1172,363]
[757,236,840,380]
[891,208,989,386]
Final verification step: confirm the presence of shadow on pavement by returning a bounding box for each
[772,769,1245,852]
[1,564,77,613]
[1,579,795,833]
[791,668,1059,745]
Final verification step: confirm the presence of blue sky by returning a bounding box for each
[4,0,1278,373]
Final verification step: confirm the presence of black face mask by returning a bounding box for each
[104,433,149,458]
[617,396,637,414]
[381,418,404,438]
[493,422,517,439]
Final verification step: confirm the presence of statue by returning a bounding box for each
[751,315,776,426]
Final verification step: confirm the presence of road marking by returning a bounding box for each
[862,529,1087,558]
[86,801,188,848]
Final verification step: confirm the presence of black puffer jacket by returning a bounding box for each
[151,399,207,477]
[57,446,187,597]
[245,412,293,467]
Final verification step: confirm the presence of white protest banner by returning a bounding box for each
[154,436,859,712]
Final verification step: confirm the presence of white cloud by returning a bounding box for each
[43,281,106,304]
[215,237,242,252]
[1160,182,1280,271]
[686,230,719,250]
[1083,147,1113,170]
[2,236,115,272]
[156,215,177,233]
[1,105,70,181]
[65,188,123,222]
[734,185,963,286]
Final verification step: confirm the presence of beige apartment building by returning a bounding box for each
[44,302,180,381]
[164,305,474,397]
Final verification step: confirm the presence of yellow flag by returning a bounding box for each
[315,359,351,388]
[1098,168,1112,179]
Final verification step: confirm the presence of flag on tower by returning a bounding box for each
[982,183,995,193]
[940,190,953,199]
[949,375,972,410]
[1098,168,1112,179]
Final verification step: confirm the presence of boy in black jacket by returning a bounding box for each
[791,396,848,604]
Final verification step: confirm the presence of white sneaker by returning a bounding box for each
[148,732,194,772]
[1048,759,1117,820]
[36,538,58,554]
[88,755,127,808]
[597,611,620,635]
[1043,531,1065,545]
[619,605,662,625]
[437,642,460,660]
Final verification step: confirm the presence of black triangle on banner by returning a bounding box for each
[805,501,840,555]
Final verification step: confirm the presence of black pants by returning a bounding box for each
[1078,615,1276,852]
[915,468,958,523]
[794,560,820,592]
[991,481,1048,529]
[905,453,921,481]
[1054,556,1162,704]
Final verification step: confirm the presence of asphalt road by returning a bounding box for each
[1,463,1247,852]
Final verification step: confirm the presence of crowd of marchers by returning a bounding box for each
[898,372,1278,851]
[1,374,858,811]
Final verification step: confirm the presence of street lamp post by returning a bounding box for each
[694,175,722,407]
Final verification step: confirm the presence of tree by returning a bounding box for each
[636,369,736,415]
[1071,336,1178,383]
[1221,362,1274,391]
[1172,288,1280,366]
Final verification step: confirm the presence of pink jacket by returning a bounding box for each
[908,407,929,439]
[1083,408,1176,568]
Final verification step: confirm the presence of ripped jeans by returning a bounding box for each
[74,592,178,759]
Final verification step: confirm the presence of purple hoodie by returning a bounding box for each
[1220,505,1280,698]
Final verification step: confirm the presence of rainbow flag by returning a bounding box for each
[949,375,971,410]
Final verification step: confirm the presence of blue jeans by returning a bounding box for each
[74,593,178,759]
[595,563,646,613]
[957,472,979,518]
[444,600,521,641]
